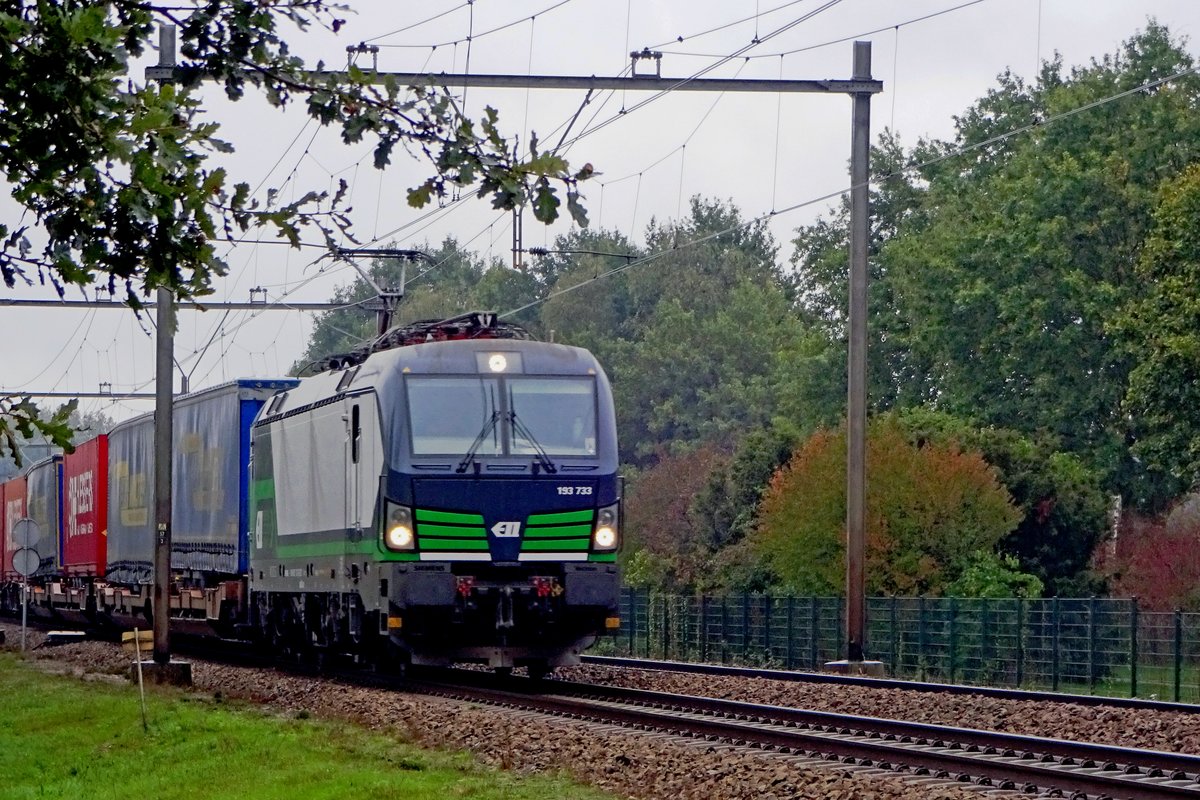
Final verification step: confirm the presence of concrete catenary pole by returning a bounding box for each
[845,41,872,664]
[152,25,177,666]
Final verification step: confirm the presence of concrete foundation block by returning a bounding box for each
[130,660,194,686]
[823,659,886,678]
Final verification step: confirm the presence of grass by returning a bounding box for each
[0,654,615,800]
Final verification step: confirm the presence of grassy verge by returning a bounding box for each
[0,653,614,800]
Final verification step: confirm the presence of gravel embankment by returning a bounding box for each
[560,663,1200,755]
[4,620,1168,799]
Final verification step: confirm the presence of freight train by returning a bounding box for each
[0,312,622,675]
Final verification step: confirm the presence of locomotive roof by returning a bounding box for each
[257,338,604,425]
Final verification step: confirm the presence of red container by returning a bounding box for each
[62,436,108,578]
[3,476,27,581]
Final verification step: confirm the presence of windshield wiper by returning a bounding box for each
[456,385,499,473]
[508,387,557,475]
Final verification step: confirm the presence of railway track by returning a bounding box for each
[418,669,1200,799]
[12,622,1200,798]
[582,655,1200,714]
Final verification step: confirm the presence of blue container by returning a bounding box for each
[105,379,296,584]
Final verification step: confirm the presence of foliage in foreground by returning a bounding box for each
[0,1,591,463]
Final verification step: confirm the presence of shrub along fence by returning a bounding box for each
[610,590,1200,702]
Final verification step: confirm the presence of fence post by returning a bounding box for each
[836,595,845,661]
[1052,597,1061,692]
[628,588,637,656]
[786,596,795,669]
[700,595,709,663]
[721,596,729,665]
[644,593,652,659]
[1015,597,1025,688]
[1087,596,1098,693]
[763,595,772,662]
[1175,608,1183,703]
[810,597,820,669]
[1129,597,1139,699]
[948,597,958,684]
[662,594,670,660]
[981,597,991,684]
[890,595,898,675]
[741,593,751,662]
[918,596,928,682]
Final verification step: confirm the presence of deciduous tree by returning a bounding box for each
[754,418,1021,596]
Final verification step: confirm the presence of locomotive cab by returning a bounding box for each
[384,347,621,670]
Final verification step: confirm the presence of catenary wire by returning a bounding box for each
[558,0,846,153]
[361,2,472,44]
[373,0,581,49]
[501,63,1200,318]
[655,0,992,60]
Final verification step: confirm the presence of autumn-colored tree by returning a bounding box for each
[753,418,1021,596]
[622,442,730,591]
[1093,503,1200,611]
[891,407,1108,595]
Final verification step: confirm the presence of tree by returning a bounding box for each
[754,418,1021,596]
[790,24,1200,506]
[622,442,731,591]
[944,551,1044,599]
[1093,503,1200,611]
[537,228,641,351]
[884,24,1200,501]
[630,197,782,327]
[893,407,1109,596]
[792,130,934,411]
[612,281,821,463]
[1,1,592,460]
[1116,164,1200,498]
[691,427,797,552]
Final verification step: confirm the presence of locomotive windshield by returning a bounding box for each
[407,376,597,457]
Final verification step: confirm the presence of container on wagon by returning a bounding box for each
[24,456,64,580]
[62,435,109,578]
[1,475,25,582]
[106,379,297,585]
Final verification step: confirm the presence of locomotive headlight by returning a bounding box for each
[383,503,415,551]
[592,503,620,551]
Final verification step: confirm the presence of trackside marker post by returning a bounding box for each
[132,628,148,732]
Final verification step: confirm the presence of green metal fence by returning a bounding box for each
[610,591,1200,702]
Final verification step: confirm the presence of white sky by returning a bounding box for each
[1,0,1197,424]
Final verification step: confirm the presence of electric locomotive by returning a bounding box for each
[249,312,621,674]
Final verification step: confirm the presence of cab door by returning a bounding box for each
[344,394,383,537]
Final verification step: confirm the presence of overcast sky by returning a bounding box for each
[1,0,1197,424]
